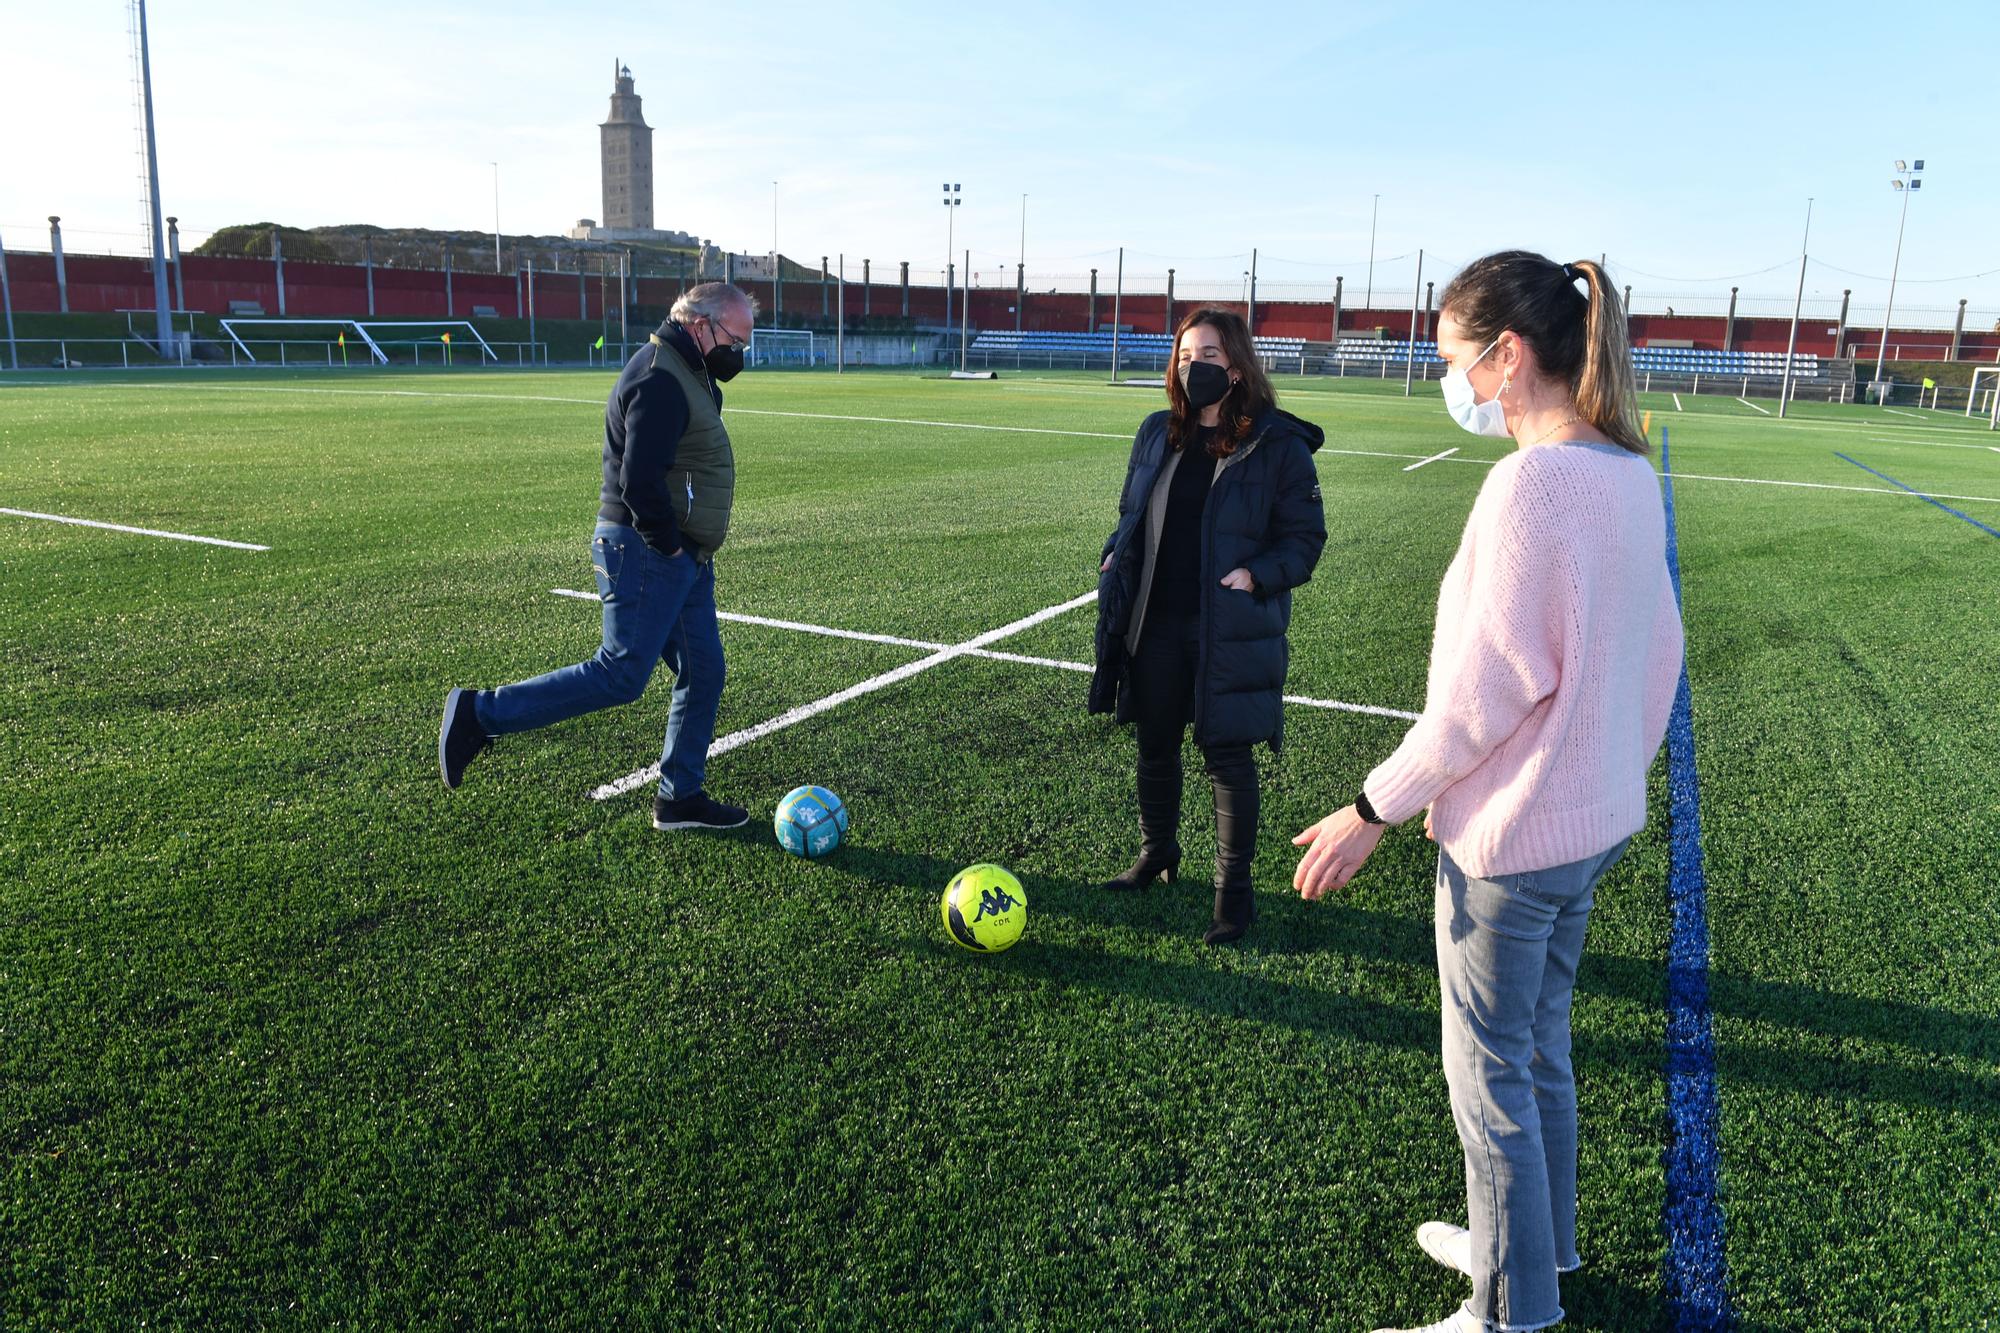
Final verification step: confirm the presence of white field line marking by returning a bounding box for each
[1737,397,1771,416]
[31,377,1998,438]
[723,407,1129,440]
[549,591,1420,770]
[1863,436,2000,453]
[1991,447,2000,455]
[1403,446,1461,471]
[587,589,1102,800]
[0,507,269,550]
[1664,473,2000,505]
[1883,408,1929,422]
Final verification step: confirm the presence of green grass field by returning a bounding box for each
[2,366,1995,1329]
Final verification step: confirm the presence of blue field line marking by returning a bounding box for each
[1832,451,2000,539]
[1658,428,1735,1330]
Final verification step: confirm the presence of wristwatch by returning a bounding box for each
[1354,791,1386,826]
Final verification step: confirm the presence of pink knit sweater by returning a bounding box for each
[1363,440,1685,878]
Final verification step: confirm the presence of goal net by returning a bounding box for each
[748,328,815,369]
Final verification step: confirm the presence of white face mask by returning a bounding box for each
[1440,336,1512,438]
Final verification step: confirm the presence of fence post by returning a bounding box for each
[1165,268,1175,338]
[1834,289,1851,357]
[49,217,67,313]
[863,258,871,319]
[1950,298,1967,361]
[0,229,16,371]
[1331,275,1342,344]
[1089,268,1098,333]
[365,233,377,317]
[900,261,909,317]
[273,229,287,318]
[167,216,185,315]
[821,256,829,318]
[443,242,454,318]
[526,258,536,353]
[1723,285,1737,352]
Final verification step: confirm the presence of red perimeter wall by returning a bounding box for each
[8,251,1996,360]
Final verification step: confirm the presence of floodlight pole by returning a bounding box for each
[1778,198,1813,418]
[1404,249,1423,397]
[1111,247,1124,380]
[837,253,845,375]
[772,180,780,325]
[1872,159,1922,389]
[134,0,173,356]
[1017,193,1026,333]
[959,248,971,372]
[1364,193,1380,314]
[1247,247,1258,335]
[942,183,960,338]
[491,163,502,273]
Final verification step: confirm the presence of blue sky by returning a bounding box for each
[4,0,1995,322]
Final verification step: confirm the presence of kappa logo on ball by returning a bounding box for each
[972,886,1020,921]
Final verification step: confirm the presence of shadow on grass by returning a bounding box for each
[834,844,2000,1118]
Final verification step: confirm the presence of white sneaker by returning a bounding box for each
[1417,1221,1473,1276]
[1369,1307,1483,1333]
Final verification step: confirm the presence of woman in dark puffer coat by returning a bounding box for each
[1089,307,1327,944]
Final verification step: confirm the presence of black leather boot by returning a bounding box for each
[1203,751,1258,945]
[1102,763,1182,891]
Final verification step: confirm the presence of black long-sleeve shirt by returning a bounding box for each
[598,322,721,556]
[1148,428,1216,618]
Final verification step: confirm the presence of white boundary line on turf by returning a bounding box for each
[1864,436,2000,453]
[585,588,1103,800]
[1883,408,1929,422]
[1403,447,1460,471]
[1737,397,1771,416]
[0,506,269,550]
[550,589,1420,800]
[1672,393,1683,411]
[1661,473,2000,505]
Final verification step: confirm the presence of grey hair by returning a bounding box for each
[670,281,758,325]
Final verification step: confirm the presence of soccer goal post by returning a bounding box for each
[1969,366,2000,428]
[748,328,815,369]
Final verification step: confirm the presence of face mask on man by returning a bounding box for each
[1179,359,1232,410]
[699,318,746,382]
[1439,336,1511,438]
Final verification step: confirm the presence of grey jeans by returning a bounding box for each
[1435,838,1631,1332]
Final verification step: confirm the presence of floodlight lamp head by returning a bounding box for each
[1895,159,1907,171]
[1891,180,1904,190]
[1913,159,1924,170]
[1910,179,1922,189]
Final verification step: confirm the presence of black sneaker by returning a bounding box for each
[438,688,491,789]
[653,790,750,831]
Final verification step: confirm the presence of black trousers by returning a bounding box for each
[1127,612,1258,888]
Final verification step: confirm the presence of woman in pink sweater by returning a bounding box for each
[1291,251,1684,1333]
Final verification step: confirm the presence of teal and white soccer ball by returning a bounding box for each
[774,785,848,858]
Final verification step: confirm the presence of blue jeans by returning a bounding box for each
[475,522,725,801]
[1435,838,1631,1332]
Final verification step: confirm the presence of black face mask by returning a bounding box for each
[1179,359,1232,410]
[703,342,744,383]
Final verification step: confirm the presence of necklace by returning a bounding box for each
[1526,413,1582,448]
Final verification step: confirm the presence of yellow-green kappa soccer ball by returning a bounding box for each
[941,864,1027,953]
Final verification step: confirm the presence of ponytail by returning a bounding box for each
[1439,250,1649,455]
[1568,259,1647,454]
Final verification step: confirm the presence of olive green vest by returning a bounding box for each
[649,333,735,559]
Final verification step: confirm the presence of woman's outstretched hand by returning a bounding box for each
[1292,805,1387,899]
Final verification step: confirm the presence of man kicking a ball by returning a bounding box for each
[438,281,755,832]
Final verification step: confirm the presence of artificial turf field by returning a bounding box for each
[2,366,1995,1330]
